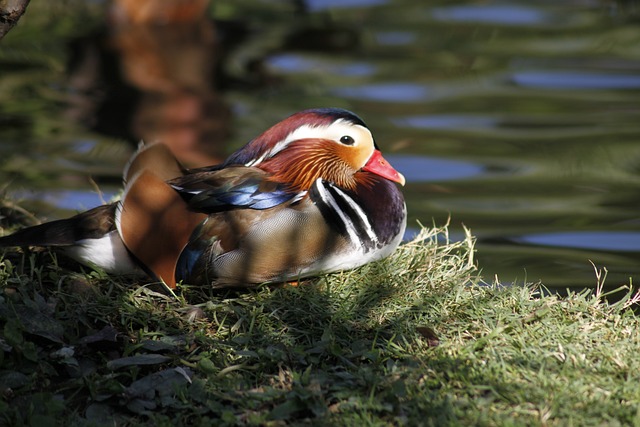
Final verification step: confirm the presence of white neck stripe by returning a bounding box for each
[328,184,378,244]
[314,180,361,247]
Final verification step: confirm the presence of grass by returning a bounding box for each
[2,214,640,426]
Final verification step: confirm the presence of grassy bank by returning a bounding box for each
[1,221,640,426]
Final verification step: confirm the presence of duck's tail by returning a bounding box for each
[0,203,117,248]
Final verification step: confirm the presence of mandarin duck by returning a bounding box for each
[0,108,407,287]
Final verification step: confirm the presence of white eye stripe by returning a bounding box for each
[284,120,372,147]
[246,120,373,167]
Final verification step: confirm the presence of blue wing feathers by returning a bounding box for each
[170,168,298,213]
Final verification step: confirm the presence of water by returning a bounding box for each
[0,0,639,290]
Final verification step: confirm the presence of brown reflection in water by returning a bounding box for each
[68,0,231,167]
[65,0,363,168]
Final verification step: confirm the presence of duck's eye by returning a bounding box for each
[340,135,355,146]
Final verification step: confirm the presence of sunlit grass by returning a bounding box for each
[1,215,640,426]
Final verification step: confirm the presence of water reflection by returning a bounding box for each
[431,5,552,26]
[67,0,231,167]
[305,0,387,11]
[394,115,498,131]
[374,31,416,46]
[394,114,602,139]
[511,71,640,90]
[12,190,119,212]
[267,54,375,76]
[334,83,433,102]
[390,155,487,182]
[517,231,640,252]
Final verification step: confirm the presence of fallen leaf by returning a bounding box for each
[106,354,171,370]
[78,326,118,345]
[124,368,193,414]
[416,326,440,347]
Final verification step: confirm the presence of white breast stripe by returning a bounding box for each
[328,184,378,244]
[314,180,361,248]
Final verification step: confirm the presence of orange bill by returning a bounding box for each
[362,150,405,186]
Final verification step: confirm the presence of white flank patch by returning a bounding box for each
[62,230,143,276]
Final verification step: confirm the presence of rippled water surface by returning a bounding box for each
[1,0,639,290]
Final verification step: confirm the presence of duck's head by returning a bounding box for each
[227,108,405,191]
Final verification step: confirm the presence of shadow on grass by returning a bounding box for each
[0,226,495,425]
